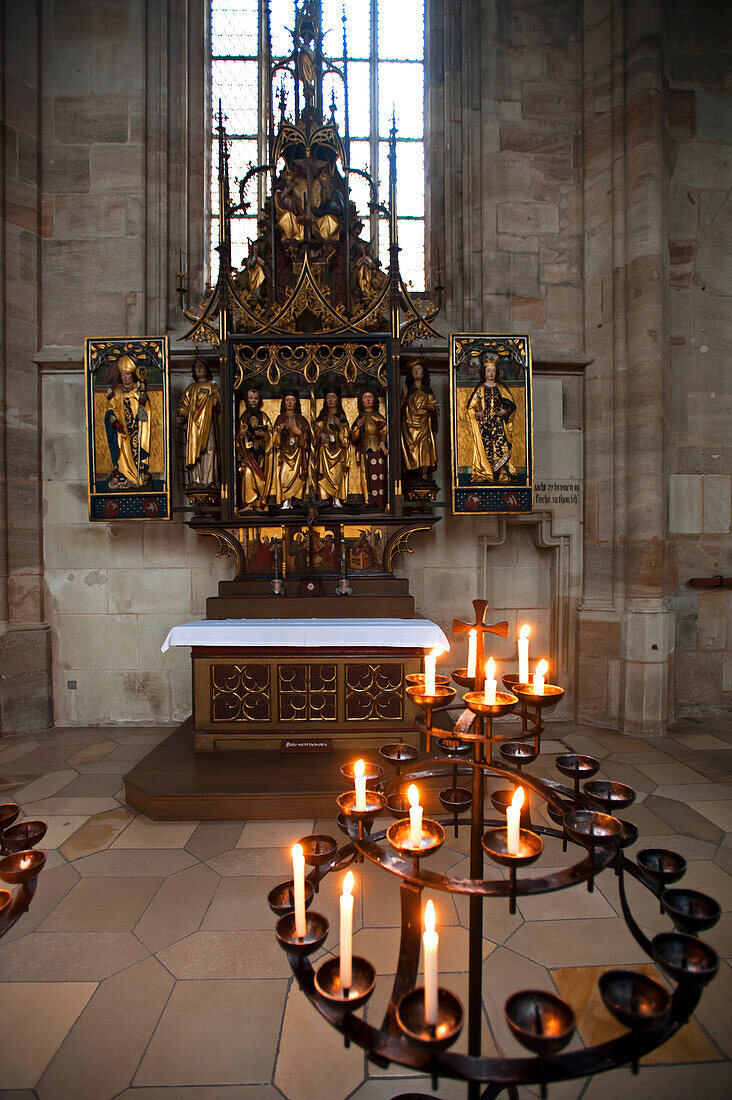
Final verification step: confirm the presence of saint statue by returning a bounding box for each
[400,359,439,481]
[314,384,351,508]
[177,359,220,486]
[274,169,305,241]
[273,389,311,509]
[236,388,273,510]
[467,352,517,484]
[312,167,343,243]
[247,242,266,299]
[352,387,389,510]
[104,354,152,490]
[355,241,387,301]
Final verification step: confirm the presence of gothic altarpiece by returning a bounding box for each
[85,2,534,774]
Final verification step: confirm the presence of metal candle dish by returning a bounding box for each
[505,990,575,1056]
[662,888,721,933]
[0,850,46,884]
[482,827,543,867]
[267,878,315,917]
[297,833,338,868]
[314,955,376,1013]
[379,742,420,772]
[340,760,384,785]
[511,683,565,708]
[584,780,636,813]
[406,684,456,709]
[387,817,445,859]
[396,987,464,1050]
[652,932,719,987]
[275,911,329,957]
[599,970,671,1031]
[1,821,47,852]
[337,789,387,821]
[637,848,687,887]
[555,753,600,794]
[406,672,451,688]
[463,690,518,718]
[499,741,538,767]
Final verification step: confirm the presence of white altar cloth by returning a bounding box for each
[161,618,449,653]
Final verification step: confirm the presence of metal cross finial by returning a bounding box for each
[453,599,509,690]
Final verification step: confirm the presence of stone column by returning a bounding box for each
[0,0,53,732]
[618,0,673,733]
[578,0,672,734]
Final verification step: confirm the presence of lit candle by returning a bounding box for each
[291,843,307,938]
[354,758,366,811]
[19,855,31,871]
[533,659,548,695]
[423,899,439,1025]
[467,629,477,679]
[518,624,530,684]
[339,870,354,992]
[483,657,497,704]
[507,787,524,855]
[424,646,443,696]
[408,783,423,848]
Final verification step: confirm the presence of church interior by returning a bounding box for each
[0,0,730,1097]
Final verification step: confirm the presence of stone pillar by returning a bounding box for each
[578,0,673,734]
[618,0,673,734]
[0,0,53,732]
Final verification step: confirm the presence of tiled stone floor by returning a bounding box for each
[0,716,730,1099]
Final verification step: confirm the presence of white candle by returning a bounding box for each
[483,657,497,704]
[291,843,307,938]
[408,783,423,848]
[339,870,354,992]
[507,787,524,855]
[424,646,442,696]
[423,899,439,1025]
[518,624,530,684]
[467,629,477,679]
[354,758,366,811]
[533,658,548,696]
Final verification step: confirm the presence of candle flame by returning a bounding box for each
[291,842,303,860]
[407,783,420,809]
[343,870,354,896]
[486,656,495,679]
[354,759,365,779]
[20,855,31,870]
[520,624,530,640]
[512,787,525,811]
[536,659,548,677]
[424,898,436,934]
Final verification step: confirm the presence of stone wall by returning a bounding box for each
[664,0,732,713]
[1,0,729,731]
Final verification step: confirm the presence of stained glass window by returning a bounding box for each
[210,0,425,289]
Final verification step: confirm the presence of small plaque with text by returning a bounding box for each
[280,738,332,753]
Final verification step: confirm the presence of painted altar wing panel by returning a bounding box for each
[449,333,534,515]
[85,336,171,521]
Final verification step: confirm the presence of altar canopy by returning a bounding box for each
[161,618,449,653]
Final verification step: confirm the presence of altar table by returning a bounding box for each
[163,618,450,751]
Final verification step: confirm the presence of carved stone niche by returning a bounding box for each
[478,512,575,718]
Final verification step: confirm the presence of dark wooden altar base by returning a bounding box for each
[124,716,440,820]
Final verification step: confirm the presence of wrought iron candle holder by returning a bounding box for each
[270,605,721,1099]
[0,803,47,938]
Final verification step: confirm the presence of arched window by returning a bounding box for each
[210,0,425,288]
